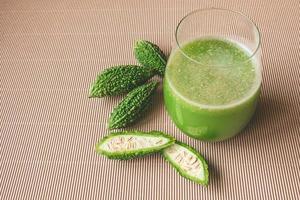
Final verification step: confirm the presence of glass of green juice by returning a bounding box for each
[164,8,261,141]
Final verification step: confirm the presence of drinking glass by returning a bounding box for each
[163,8,261,141]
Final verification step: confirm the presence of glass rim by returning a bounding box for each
[175,7,261,66]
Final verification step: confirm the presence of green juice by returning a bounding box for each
[164,38,261,141]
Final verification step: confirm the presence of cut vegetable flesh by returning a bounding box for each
[100,135,170,152]
[95,131,175,159]
[162,142,209,185]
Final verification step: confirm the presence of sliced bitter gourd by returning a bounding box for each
[134,40,167,76]
[89,65,155,98]
[108,81,158,129]
[162,141,209,186]
[95,131,175,159]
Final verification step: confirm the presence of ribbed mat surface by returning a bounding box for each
[1,0,299,199]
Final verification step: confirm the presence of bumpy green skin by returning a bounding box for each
[108,81,159,129]
[89,65,155,98]
[134,40,167,76]
[162,141,209,186]
[95,131,175,160]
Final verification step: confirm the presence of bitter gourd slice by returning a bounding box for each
[134,40,167,76]
[108,81,158,129]
[95,131,175,159]
[89,65,155,98]
[162,141,209,186]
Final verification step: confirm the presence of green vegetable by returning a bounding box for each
[162,141,209,186]
[89,65,155,98]
[108,81,158,129]
[134,40,167,76]
[95,131,175,159]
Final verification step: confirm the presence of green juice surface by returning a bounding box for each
[164,38,261,141]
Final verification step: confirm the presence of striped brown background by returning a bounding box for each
[1,0,299,199]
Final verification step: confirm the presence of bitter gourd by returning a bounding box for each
[95,131,175,159]
[89,65,155,98]
[108,81,159,129]
[134,40,167,76]
[162,141,209,186]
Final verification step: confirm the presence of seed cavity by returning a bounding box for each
[164,144,204,179]
[103,135,168,152]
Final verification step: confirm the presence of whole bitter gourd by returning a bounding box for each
[109,81,159,129]
[89,65,155,98]
[134,40,167,76]
[95,130,175,160]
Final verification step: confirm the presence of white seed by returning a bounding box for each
[191,157,197,163]
[156,139,163,144]
[131,142,136,149]
[178,157,184,164]
[126,143,132,150]
[192,163,200,170]
[107,143,112,150]
[130,143,134,149]
[175,153,182,160]
[188,156,197,165]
